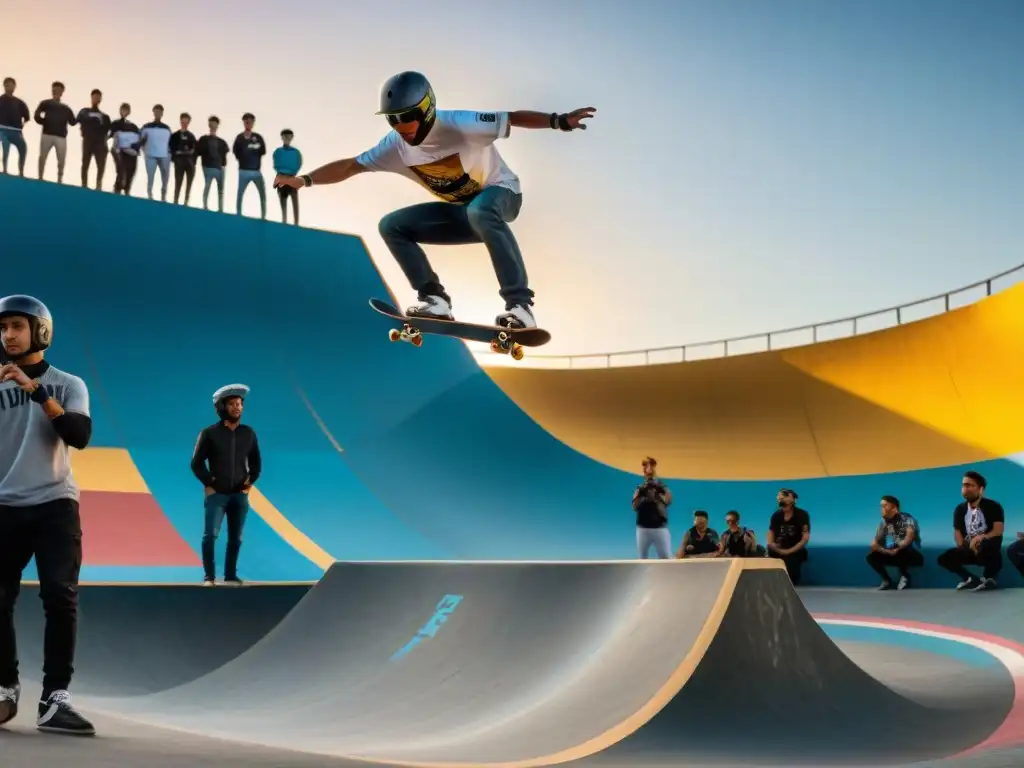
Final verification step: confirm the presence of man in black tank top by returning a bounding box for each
[719,510,762,557]
[676,510,719,558]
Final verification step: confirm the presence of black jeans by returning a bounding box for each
[277,185,299,224]
[0,499,83,693]
[81,139,107,189]
[866,547,924,581]
[113,152,138,195]
[173,157,196,204]
[937,539,1004,581]
[768,547,808,585]
[1008,538,1024,577]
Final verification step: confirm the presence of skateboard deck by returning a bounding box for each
[369,298,551,361]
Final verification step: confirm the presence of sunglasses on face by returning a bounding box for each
[386,111,420,127]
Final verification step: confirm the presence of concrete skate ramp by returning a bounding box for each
[62,560,1009,767]
[13,584,309,697]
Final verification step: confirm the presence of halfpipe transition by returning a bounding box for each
[14,560,1012,766]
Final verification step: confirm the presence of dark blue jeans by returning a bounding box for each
[0,128,27,175]
[377,185,534,309]
[202,492,249,581]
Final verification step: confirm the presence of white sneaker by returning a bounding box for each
[0,683,20,726]
[897,575,909,590]
[406,295,454,320]
[495,304,537,329]
[956,577,979,590]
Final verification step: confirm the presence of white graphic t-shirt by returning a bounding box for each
[356,110,520,204]
[965,505,988,539]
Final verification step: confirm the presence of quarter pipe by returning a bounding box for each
[11,560,1014,766]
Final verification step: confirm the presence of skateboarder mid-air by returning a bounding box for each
[273,71,595,331]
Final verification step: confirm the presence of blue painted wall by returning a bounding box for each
[3,175,1022,588]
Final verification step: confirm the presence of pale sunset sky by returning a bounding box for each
[6,0,1024,358]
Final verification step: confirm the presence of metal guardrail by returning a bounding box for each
[473,262,1024,369]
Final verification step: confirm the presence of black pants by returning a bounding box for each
[768,547,808,585]
[173,158,196,204]
[81,140,107,189]
[113,152,138,195]
[0,499,82,693]
[278,185,299,224]
[937,539,1003,581]
[866,547,924,581]
[1008,538,1024,577]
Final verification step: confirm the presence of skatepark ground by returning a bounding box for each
[3,176,1024,766]
[6,561,1024,768]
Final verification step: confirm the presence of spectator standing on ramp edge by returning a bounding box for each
[0,77,31,177]
[633,456,673,558]
[0,295,95,736]
[190,385,262,586]
[273,129,302,225]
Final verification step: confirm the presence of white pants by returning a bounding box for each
[637,526,673,559]
[39,135,67,180]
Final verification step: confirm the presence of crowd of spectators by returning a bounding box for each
[635,460,1024,591]
[0,78,304,224]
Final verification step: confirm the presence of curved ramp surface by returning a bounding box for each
[16,561,1011,767]
[486,275,1024,481]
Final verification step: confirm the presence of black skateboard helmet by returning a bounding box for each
[376,71,436,146]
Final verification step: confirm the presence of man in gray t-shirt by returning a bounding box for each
[0,295,95,736]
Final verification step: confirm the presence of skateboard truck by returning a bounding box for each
[388,323,424,348]
[490,329,525,361]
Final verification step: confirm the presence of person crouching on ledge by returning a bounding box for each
[190,384,262,586]
[866,495,923,590]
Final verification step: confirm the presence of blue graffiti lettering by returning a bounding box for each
[390,594,464,661]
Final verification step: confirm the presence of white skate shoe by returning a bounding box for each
[495,304,537,330]
[406,295,454,321]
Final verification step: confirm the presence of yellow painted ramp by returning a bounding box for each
[485,281,1024,480]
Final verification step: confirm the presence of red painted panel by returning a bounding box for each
[80,491,201,566]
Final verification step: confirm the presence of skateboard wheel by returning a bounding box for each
[511,345,524,361]
[411,334,423,348]
[388,329,401,343]
[490,340,501,353]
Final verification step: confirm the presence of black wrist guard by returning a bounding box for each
[30,384,49,404]
[301,174,313,187]
[557,113,572,131]
[549,112,558,129]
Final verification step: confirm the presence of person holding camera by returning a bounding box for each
[633,456,673,558]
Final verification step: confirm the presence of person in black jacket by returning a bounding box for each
[196,116,229,212]
[76,89,110,190]
[34,81,76,183]
[232,112,266,218]
[190,384,262,586]
[169,112,198,205]
[937,471,1005,592]
[0,77,31,176]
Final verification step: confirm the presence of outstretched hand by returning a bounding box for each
[273,173,303,190]
[565,107,596,130]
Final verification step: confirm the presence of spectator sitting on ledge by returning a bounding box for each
[1007,531,1024,581]
[676,510,718,558]
[936,470,1004,592]
[766,489,811,584]
[718,510,762,558]
[865,495,923,591]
